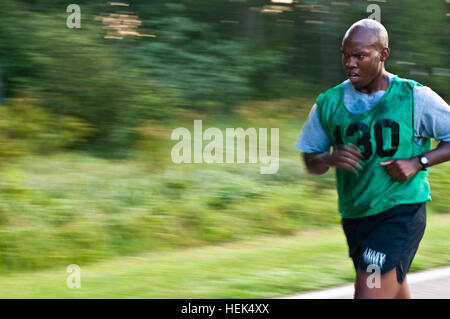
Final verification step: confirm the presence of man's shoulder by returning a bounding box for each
[392,75,423,88]
[314,81,347,129]
[316,81,346,105]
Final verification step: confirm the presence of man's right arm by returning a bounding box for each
[303,152,332,174]
[297,105,363,174]
[304,145,364,175]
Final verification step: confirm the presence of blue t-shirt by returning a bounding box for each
[297,73,450,153]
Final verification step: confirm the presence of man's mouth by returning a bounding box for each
[347,72,360,81]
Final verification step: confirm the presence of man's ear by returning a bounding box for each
[380,47,390,62]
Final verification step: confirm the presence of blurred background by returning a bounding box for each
[0,0,448,298]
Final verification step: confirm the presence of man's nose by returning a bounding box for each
[344,57,358,68]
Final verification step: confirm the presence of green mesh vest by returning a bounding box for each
[316,75,431,219]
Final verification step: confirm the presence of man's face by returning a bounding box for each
[341,32,384,90]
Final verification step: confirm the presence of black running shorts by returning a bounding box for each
[341,203,426,283]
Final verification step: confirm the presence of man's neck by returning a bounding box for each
[356,70,390,94]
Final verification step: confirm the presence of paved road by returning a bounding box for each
[280,266,450,299]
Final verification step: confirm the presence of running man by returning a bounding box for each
[297,19,450,299]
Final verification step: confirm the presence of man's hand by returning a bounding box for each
[328,144,364,173]
[303,144,364,175]
[379,158,422,182]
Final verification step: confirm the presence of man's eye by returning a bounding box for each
[356,54,364,59]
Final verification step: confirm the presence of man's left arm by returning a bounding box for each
[380,142,450,182]
[380,86,450,181]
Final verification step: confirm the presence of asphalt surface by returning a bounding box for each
[281,266,450,299]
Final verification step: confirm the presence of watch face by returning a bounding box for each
[420,156,429,165]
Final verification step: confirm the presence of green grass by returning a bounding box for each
[0,131,342,273]
[0,213,448,299]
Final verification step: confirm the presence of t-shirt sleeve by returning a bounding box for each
[414,86,450,142]
[296,104,332,153]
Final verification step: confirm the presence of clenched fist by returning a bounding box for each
[379,158,422,182]
[328,144,364,173]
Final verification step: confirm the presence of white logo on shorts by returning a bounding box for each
[362,248,386,269]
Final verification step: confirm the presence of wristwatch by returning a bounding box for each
[418,155,429,171]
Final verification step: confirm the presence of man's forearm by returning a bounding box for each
[423,141,450,168]
[303,145,365,174]
[303,152,331,175]
[379,141,450,182]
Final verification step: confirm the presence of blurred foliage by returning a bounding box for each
[124,2,283,111]
[0,0,180,154]
[0,0,448,152]
[0,98,92,162]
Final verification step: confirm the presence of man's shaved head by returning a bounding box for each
[343,19,389,50]
[340,19,391,92]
